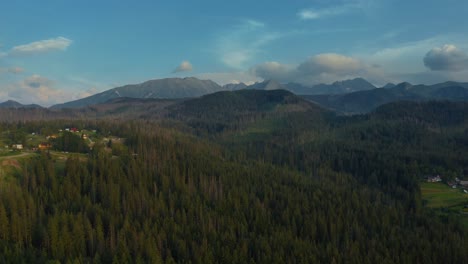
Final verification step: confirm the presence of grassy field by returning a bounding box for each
[421,182,468,208]
[0,151,37,183]
[421,182,468,228]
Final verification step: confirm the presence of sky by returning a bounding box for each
[1,0,468,106]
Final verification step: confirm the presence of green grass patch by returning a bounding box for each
[421,182,468,229]
[421,182,468,208]
[25,134,48,148]
[0,151,36,161]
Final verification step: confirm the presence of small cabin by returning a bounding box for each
[12,144,23,150]
[38,143,51,150]
[427,175,442,182]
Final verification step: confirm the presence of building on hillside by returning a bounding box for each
[12,144,23,150]
[427,175,442,182]
[46,135,58,140]
[38,143,51,150]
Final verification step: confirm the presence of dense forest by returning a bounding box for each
[0,96,466,263]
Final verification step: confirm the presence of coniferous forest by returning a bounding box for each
[0,93,466,263]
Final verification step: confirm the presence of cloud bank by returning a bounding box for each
[250,53,379,85]
[2,75,73,106]
[424,44,468,71]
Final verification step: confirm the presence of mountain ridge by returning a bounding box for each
[304,81,468,114]
[51,77,224,109]
[0,100,43,109]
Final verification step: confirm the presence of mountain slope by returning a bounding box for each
[52,77,223,109]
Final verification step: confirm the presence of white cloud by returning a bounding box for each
[298,7,347,20]
[423,44,468,71]
[298,53,362,74]
[173,61,193,73]
[297,0,367,20]
[360,36,468,84]
[10,37,72,55]
[215,19,282,69]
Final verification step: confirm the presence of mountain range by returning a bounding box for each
[2,77,468,114]
[50,77,379,109]
[304,81,468,113]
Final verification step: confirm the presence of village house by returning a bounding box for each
[427,175,442,182]
[12,144,23,150]
[46,134,58,140]
[38,143,51,150]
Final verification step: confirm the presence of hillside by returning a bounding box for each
[168,89,326,133]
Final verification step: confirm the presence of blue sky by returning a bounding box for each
[1,0,468,105]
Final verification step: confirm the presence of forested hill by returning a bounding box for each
[170,89,323,117]
[167,89,327,133]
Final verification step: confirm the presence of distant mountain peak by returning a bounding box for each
[223,82,247,91]
[382,83,396,89]
[291,77,376,95]
[0,100,42,109]
[248,79,287,91]
[51,77,224,109]
[395,82,413,90]
[332,77,371,86]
